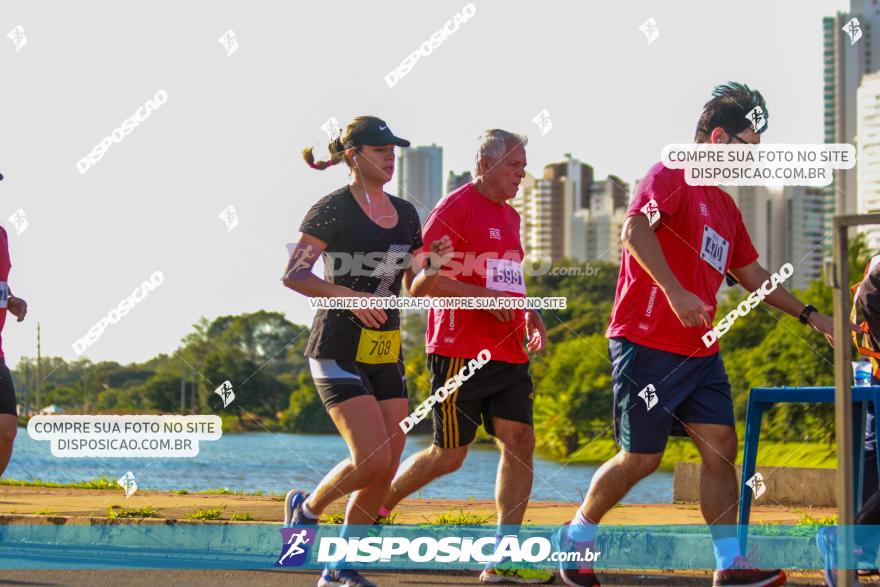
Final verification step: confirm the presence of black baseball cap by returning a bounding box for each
[344,117,410,148]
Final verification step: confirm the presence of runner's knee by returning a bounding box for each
[701,434,738,469]
[374,453,403,484]
[431,445,468,474]
[0,422,16,444]
[620,450,662,479]
[497,426,535,456]
[350,445,393,484]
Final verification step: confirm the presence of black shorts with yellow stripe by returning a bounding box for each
[428,353,533,449]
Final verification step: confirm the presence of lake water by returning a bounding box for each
[6,429,672,503]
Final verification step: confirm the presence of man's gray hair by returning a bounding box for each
[474,129,528,176]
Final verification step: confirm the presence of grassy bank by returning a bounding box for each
[0,476,278,495]
[556,438,838,471]
[1,440,838,497]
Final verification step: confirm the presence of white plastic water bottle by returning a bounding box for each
[853,360,873,387]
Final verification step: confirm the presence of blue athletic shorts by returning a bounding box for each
[609,336,734,454]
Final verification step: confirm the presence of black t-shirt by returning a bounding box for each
[300,186,423,361]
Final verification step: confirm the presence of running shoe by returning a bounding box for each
[365,519,384,540]
[317,568,376,587]
[553,526,600,587]
[817,526,866,587]
[284,489,318,527]
[479,560,553,584]
[712,555,787,587]
[858,563,879,577]
[817,526,839,587]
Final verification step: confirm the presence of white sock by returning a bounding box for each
[713,537,740,570]
[567,509,597,543]
[301,499,319,520]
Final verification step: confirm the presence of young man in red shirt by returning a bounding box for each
[381,130,551,584]
[557,83,835,587]
[0,171,28,478]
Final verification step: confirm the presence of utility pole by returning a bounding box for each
[22,360,29,417]
[180,376,186,414]
[191,374,197,414]
[36,323,42,413]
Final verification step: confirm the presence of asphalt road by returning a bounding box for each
[0,569,836,586]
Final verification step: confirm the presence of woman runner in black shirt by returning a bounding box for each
[281,116,451,587]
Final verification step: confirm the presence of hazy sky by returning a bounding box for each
[0,0,850,368]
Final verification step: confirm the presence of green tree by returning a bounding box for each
[532,335,613,458]
[279,371,335,433]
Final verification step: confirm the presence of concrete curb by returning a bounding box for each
[673,462,836,507]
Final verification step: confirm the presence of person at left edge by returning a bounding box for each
[0,171,28,479]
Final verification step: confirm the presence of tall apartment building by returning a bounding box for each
[768,186,825,291]
[823,0,880,255]
[725,186,771,263]
[513,155,629,263]
[397,144,443,222]
[858,71,880,251]
[446,170,473,194]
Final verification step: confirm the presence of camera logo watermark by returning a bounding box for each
[118,471,137,498]
[219,205,239,232]
[745,105,767,134]
[533,110,552,136]
[746,472,766,499]
[640,198,660,225]
[77,90,169,175]
[637,384,658,411]
[73,271,165,355]
[385,3,476,88]
[284,242,317,281]
[215,380,235,408]
[638,18,659,44]
[843,18,862,45]
[400,349,491,433]
[218,30,239,56]
[8,209,27,236]
[702,263,793,347]
[7,26,26,52]
[321,117,341,140]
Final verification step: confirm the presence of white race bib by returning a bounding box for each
[486,259,526,295]
[700,225,729,275]
[0,282,9,309]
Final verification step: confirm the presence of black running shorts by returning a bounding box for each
[428,353,533,449]
[309,358,408,411]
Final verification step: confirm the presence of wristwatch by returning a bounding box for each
[799,304,817,325]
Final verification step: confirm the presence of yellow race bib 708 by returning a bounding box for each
[355,329,401,364]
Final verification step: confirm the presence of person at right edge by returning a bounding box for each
[556,82,836,587]
[817,254,880,587]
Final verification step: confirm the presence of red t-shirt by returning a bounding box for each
[605,162,759,357]
[421,183,528,364]
[0,228,11,358]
